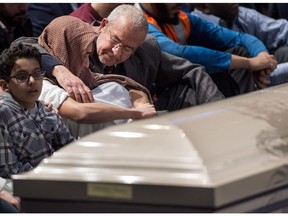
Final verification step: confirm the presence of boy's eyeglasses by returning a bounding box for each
[6,71,45,83]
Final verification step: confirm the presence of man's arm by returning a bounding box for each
[51,65,94,103]
[41,78,156,122]
[146,13,270,74]
[58,97,156,124]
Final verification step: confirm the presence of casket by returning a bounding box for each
[13,84,288,213]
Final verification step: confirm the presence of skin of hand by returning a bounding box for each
[253,70,270,89]
[132,103,158,119]
[129,89,151,107]
[230,51,277,89]
[249,52,277,72]
[42,101,53,111]
[0,190,21,211]
[53,65,94,103]
[129,89,157,117]
[249,52,277,89]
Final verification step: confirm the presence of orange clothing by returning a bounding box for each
[144,10,190,43]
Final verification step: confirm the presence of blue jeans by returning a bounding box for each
[0,198,18,213]
[269,62,288,86]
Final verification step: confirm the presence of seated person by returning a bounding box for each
[69,3,224,111]
[13,4,223,140]
[191,3,288,86]
[0,43,74,178]
[27,3,81,37]
[37,8,157,137]
[0,3,33,53]
[14,5,157,138]
[138,3,278,97]
[192,3,288,63]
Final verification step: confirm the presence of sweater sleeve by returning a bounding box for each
[10,36,63,79]
[42,54,63,79]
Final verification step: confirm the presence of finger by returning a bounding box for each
[72,87,83,103]
[253,76,265,89]
[258,75,270,86]
[264,69,272,76]
[47,103,53,111]
[12,198,21,210]
[65,86,76,101]
[82,86,94,103]
[254,80,265,89]
[79,91,90,103]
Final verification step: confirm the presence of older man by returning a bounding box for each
[70,3,224,111]
[13,5,156,138]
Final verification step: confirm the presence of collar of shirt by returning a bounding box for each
[103,65,116,74]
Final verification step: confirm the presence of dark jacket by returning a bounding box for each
[0,18,32,53]
[27,3,81,37]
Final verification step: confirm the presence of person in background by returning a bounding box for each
[23,5,156,138]
[11,5,158,138]
[0,3,32,53]
[192,3,288,63]
[37,7,156,112]
[14,3,222,140]
[69,3,224,111]
[137,3,277,98]
[0,43,74,178]
[27,3,82,37]
[268,3,288,20]
[191,3,288,85]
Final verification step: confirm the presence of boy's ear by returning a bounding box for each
[0,79,9,92]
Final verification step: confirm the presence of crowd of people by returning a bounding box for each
[1,3,288,212]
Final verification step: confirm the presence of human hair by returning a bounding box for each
[107,4,148,34]
[0,43,42,80]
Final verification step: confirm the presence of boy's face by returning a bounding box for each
[6,57,43,109]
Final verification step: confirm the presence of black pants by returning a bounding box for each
[209,46,255,98]
[154,67,224,111]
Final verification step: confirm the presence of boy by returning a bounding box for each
[0,43,74,178]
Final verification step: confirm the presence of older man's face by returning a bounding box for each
[96,16,146,66]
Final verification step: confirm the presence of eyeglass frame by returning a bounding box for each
[5,70,45,83]
[105,27,136,55]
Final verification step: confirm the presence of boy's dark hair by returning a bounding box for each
[0,43,42,80]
